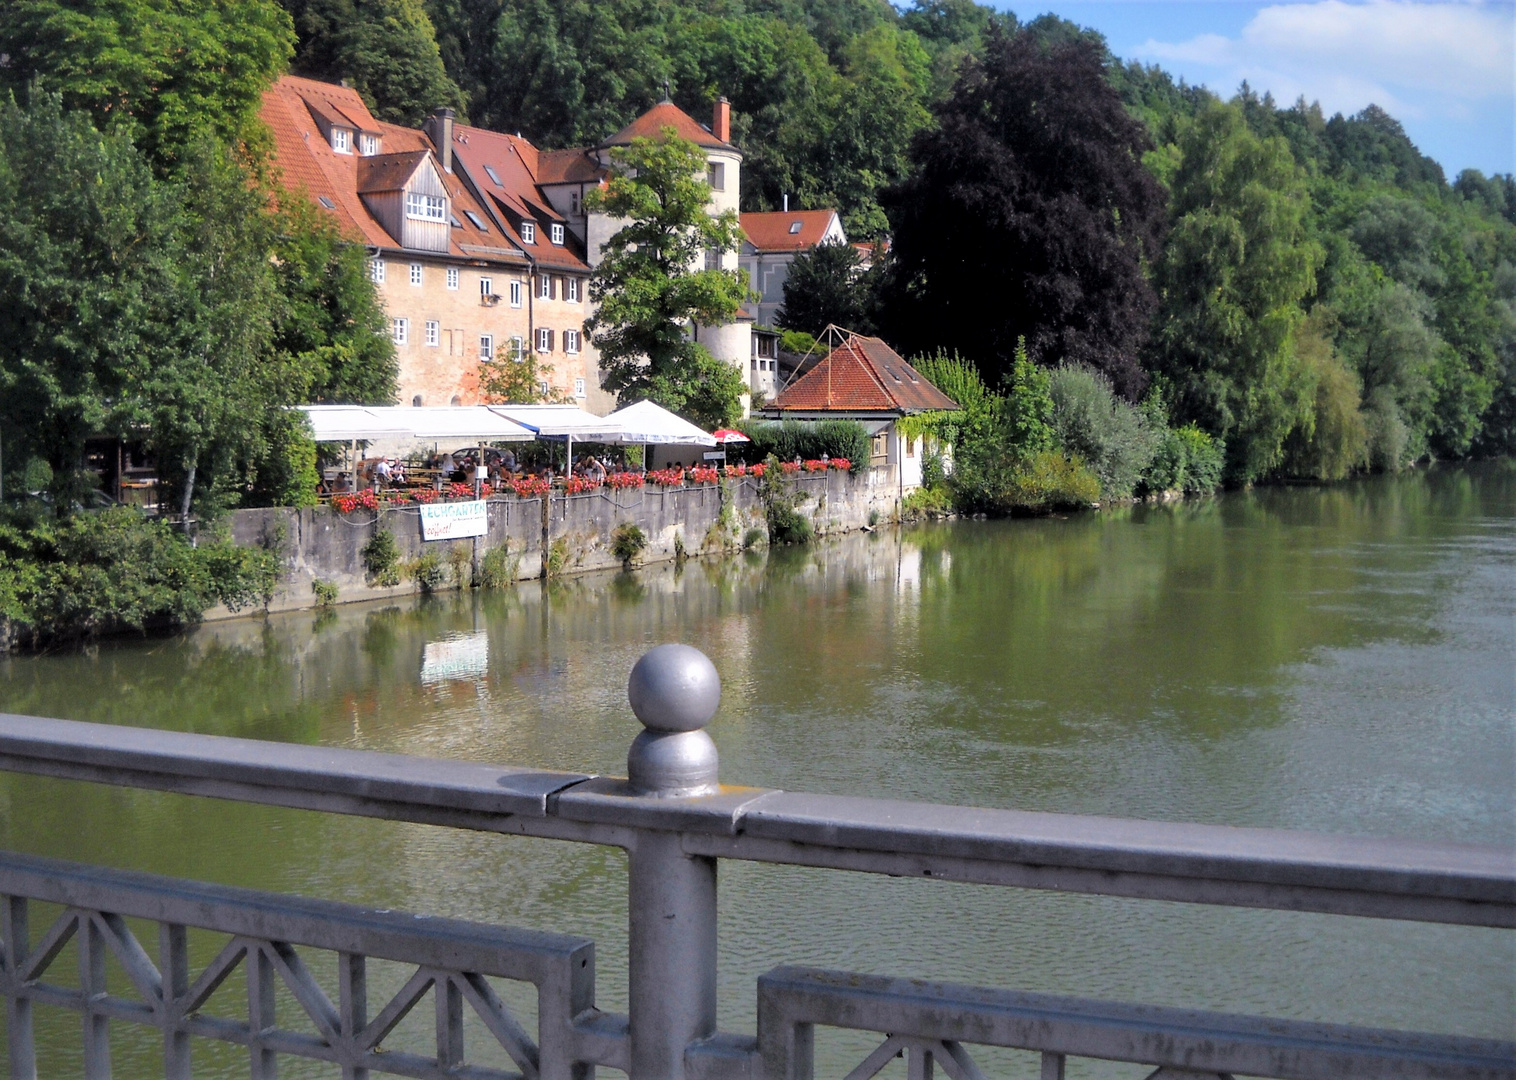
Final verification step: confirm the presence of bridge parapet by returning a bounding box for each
[0,644,1510,1080]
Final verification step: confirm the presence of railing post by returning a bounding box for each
[624,645,723,1080]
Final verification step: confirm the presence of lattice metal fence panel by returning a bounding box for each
[756,966,1516,1080]
[0,851,599,1080]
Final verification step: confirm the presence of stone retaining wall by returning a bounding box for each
[213,468,904,617]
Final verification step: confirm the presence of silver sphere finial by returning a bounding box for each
[626,645,721,796]
[628,644,721,732]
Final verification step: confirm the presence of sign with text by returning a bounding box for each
[420,500,488,541]
[702,451,727,461]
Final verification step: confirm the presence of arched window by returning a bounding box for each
[450,395,462,406]
[412,395,423,407]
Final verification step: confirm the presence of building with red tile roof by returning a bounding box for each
[739,207,848,347]
[260,76,593,409]
[445,96,754,413]
[765,331,957,492]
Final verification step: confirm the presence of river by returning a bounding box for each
[1,463,1512,1077]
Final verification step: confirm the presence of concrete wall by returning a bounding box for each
[211,468,902,618]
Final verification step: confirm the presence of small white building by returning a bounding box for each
[763,331,958,494]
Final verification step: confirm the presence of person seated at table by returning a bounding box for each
[583,456,606,483]
[498,448,517,473]
[374,458,392,490]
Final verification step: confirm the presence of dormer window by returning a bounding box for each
[331,127,352,154]
[520,221,536,244]
[550,223,565,245]
[359,133,380,156]
[406,192,447,222]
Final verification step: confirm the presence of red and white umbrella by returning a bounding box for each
[711,429,750,444]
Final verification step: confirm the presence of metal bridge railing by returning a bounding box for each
[0,644,1511,1080]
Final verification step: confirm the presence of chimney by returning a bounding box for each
[713,97,730,144]
[782,194,788,212]
[424,107,456,172]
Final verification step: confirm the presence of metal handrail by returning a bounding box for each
[0,711,1508,927]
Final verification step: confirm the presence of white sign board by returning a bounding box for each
[420,500,488,541]
[702,451,727,461]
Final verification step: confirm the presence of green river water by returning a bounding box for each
[0,463,1512,1077]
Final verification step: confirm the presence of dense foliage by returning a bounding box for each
[731,420,870,470]
[0,507,278,647]
[885,29,1167,397]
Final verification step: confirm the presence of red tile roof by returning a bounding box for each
[449,123,592,273]
[771,335,959,415]
[600,101,737,152]
[537,148,607,185]
[741,209,841,252]
[356,150,428,193]
[259,76,520,263]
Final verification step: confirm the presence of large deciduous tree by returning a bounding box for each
[882,26,1167,397]
[0,0,294,168]
[585,131,751,429]
[1151,101,1323,482]
[282,0,466,125]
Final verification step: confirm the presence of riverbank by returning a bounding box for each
[213,468,902,617]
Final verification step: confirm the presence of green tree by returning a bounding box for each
[1152,101,1323,482]
[776,240,877,335]
[584,130,751,429]
[477,338,568,403]
[0,0,294,168]
[283,0,466,124]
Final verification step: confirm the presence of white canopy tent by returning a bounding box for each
[603,400,717,446]
[298,406,534,443]
[488,405,626,472]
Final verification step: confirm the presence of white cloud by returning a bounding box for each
[1135,0,1514,118]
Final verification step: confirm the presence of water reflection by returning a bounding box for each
[0,463,1511,1076]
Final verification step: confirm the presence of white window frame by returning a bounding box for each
[564,329,580,354]
[480,277,492,297]
[479,334,494,360]
[359,133,379,156]
[409,262,423,287]
[520,221,536,244]
[446,266,459,290]
[510,336,525,361]
[425,320,440,347]
[550,223,565,245]
[566,278,580,303]
[509,280,523,308]
[331,128,351,154]
[405,192,448,222]
[538,275,552,300]
[370,258,385,284]
[536,327,552,353]
[574,377,586,398]
[391,317,408,345]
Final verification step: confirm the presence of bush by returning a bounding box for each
[408,551,447,593]
[901,486,952,519]
[312,579,339,606]
[1143,424,1225,495]
[362,529,401,586]
[0,507,279,647]
[767,504,813,544]
[733,420,868,472]
[1049,365,1156,499]
[995,451,1101,511]
[611,522,648,567]
[742,526,765,549]
[477,543,518,588]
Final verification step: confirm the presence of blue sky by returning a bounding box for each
[992,1,1515,177]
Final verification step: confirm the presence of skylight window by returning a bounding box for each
[484,164,502,186]
[463,209,488,231]
[317,196,336,210]
[788,221,803,234]
[450,214,463,228]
